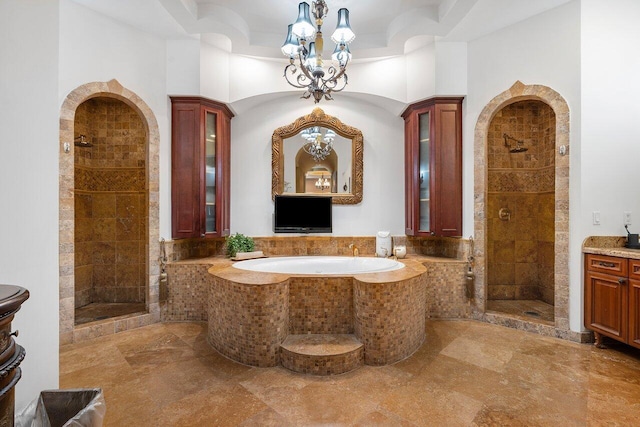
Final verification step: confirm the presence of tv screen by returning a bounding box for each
[274,195,332,233]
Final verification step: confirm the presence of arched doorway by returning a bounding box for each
[59,80,160,344]
[473,81,571,336]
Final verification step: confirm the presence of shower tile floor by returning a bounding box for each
[75,302,146,325]
[486,299,555,323]
[60,319,640,426]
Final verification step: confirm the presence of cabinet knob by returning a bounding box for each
[618,278,626,285]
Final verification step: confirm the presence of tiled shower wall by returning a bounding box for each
[74,98,147,308]
[487,101,555,304]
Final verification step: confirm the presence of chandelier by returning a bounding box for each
[281,1,355,103]
[315,175,330,190]
[300,126,336,161]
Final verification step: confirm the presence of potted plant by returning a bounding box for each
[225,233,255,258]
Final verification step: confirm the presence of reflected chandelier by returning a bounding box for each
[282,1,355,103]
[300,126,336,161]
[315,175,330,190]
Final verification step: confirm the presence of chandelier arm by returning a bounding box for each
[284,63,313,89]
[296,53,317,84]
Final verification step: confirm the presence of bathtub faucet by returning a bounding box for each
[348,243,359,257]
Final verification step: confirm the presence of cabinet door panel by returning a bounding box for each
[585,271,628,341]
[433,104,462,236]
[630,279,640,349]
[172,106,200,238]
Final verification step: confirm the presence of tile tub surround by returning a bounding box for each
[163,254,470,325]
[165,235,471,261]
[208,259,428,368]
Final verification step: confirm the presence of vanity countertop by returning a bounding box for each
[582,236,640,260]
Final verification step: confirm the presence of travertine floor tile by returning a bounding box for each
[58,320,640,426]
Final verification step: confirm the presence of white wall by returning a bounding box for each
[0,0,61,410]
[167,39,201,95]
[230,96,405,236]
[581,0,640,235]
[467,1,582,329]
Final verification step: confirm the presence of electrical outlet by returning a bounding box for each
[593,211,601,225]
[624,211,632,226]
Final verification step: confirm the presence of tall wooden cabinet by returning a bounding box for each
[402,97,463,237]
[584,253,640,349]
[171,97,233,239]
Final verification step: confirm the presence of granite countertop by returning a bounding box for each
[582,236,640,260]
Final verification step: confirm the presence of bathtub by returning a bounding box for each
[232,256,405,275]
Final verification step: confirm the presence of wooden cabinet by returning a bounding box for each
[402,97,463,237]
[584,253,640,349]
[171,97,233,239]
[0,285,29,425]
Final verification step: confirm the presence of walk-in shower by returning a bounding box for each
[486,100,556,322]
[73,97,148,325]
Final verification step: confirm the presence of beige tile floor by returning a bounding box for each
[60,320,640,426]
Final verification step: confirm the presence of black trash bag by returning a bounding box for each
[15,388,106,427]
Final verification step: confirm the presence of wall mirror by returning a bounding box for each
[272,108,363,204]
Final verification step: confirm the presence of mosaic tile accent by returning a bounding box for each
[353,275,426,365]
[288,277,353,334]
[75,167,145,192]
[424,260,471,319]
[162,261,218,321]
[208,277,289,367]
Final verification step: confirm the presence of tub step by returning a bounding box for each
[280,334,364,376]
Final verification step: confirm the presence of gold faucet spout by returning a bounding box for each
[348,243,359,257]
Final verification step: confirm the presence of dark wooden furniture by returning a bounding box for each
[170,97,233,239]
[402,97,463,237]
[0,285,29,425]
[584,254,640,349]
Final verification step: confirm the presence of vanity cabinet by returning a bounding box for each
[584,254,640,349]
[171,97,233,239]
[402,97,463,237]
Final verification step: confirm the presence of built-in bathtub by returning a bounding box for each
[232,255,405,275]
[208,257,428,368]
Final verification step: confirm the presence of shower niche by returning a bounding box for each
[73,97,148,324]
[486,100,556,322]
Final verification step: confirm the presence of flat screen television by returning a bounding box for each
[274,195,332,233]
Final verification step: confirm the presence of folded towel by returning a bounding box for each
[232,250,266,261]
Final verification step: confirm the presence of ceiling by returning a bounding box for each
[73,0,572,59]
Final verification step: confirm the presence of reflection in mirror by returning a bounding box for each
[284,127,352,194]
[272,108,363,204]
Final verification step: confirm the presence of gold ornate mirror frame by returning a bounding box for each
[272,108,363,204]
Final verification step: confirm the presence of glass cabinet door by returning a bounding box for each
[418,111,430,232]
[205,111,217,233]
